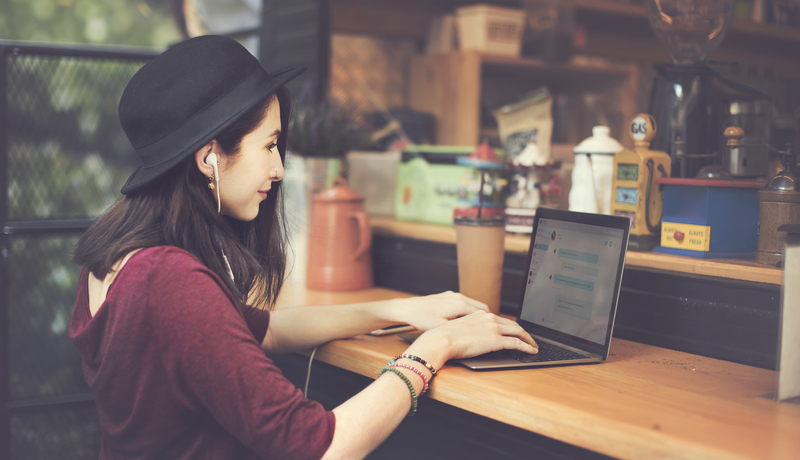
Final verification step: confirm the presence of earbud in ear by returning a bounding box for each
[203,151,233,282]
[206,152,221,213]
[206,153,219,179]
[206,153,220,186]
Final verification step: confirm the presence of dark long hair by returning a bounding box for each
[73,88,293,309]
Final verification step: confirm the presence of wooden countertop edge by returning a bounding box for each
[426,377,747,460]
[279,284,797,460]
[312,337,789,460]
[370,217,783,286]
[623,250,781,285]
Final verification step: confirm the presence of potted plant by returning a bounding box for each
[288,96,370,193]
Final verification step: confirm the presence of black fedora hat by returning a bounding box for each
[119,35,305,194]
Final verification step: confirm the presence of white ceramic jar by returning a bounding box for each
[569,126,623,214]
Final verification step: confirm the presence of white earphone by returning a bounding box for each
[205,152,221,213]
[205,151,235,282]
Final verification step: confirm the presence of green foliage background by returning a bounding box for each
[2,1,182,458]
[0,0,181,47]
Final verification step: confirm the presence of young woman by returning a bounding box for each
[69,35,538,460]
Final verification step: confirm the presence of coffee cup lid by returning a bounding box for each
[453,215,506,226]
[453,206,504,217]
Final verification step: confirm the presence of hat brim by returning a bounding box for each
[120,64,305,195]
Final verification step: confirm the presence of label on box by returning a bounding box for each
[488,22,522,42]
[661,222,711,251]
[617,164,639,181]
[615,187,638,205]
[614,210,636,229]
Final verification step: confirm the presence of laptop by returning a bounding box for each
[454,208,630,370]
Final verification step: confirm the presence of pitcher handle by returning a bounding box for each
[350,212,372,261]
[586,154,602,214]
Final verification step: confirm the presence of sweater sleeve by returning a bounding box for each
[148,249,334,460]
[241,304,270,344]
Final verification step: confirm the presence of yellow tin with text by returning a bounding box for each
[661,222,711,252]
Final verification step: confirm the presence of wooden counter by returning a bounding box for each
[371,217,783,286]
[367,217,782,370]
[276,284,800,460]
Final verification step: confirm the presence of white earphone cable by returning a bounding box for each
[304,346,318,399]
[222,252,234,283]
[215,178,221,214]
[209,153,221,214]
[207,152,234,282]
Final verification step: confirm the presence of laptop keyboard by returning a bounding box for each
[493,341,587,363]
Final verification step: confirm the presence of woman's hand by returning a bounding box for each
[405,311,539,371]
[391,291,489,332]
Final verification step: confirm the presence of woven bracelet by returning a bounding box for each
[380,366,418,416]
[389,362,429,394]
[389,354,437,376]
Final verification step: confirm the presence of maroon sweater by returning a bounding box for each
[69,246,335,459]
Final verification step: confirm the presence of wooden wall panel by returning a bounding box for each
[409,52,481,145]
[330,34,415,118]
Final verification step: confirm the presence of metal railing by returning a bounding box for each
[0,40,157,459]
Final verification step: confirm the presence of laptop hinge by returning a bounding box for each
[531,334,604,359]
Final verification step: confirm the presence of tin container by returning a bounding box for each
[653,178,764,258]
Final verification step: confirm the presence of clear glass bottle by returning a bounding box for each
[647,0,734,65]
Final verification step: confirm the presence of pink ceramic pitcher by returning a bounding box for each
[306,177,373,290]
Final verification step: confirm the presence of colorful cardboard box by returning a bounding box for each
[395,145,504,225]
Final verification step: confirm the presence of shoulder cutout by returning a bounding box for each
[88,249,142,317]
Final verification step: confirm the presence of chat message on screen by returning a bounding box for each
[520,218,624,346]
[555,294,593,320]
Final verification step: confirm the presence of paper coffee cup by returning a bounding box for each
[454,215,506,314]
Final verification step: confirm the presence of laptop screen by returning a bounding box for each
[518,210,628,349]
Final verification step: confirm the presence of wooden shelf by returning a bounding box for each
[331,0,800,78]
[480,53,634,73]
[572,0,800,78]
[408,51,638,146]
[480,53,637,83]
[332,0,800,44]
[370,217,783,286]
[729,17,800,42]
[574,0,800,44]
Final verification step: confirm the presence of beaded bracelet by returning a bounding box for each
[389,354,437,376]
[389,362,429,394]
[380,366,418,416]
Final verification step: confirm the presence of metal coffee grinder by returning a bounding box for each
[752,143,800,266]
[646,0,773,179]
[722,127,799,265]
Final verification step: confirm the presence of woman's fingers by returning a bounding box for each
[439,311,539,356]
[501,336,539,354]
[495,320,538,352]
[416,305,541,360]
[466,311,539,352]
